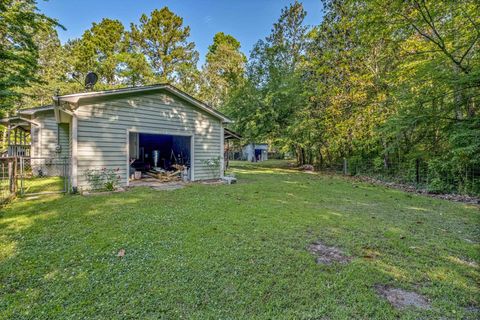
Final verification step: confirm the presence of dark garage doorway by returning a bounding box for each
[129,132,191,182]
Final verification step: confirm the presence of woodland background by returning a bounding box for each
[1,0,479,194]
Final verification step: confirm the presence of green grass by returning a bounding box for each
[0,177,65,204]
[20,176,66,194]
[0,160,478,319]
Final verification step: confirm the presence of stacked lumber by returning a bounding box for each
[146,165,186,182]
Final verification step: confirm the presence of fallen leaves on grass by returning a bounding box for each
[350,176,480,204]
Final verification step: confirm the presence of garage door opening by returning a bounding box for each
[129,132,191,184]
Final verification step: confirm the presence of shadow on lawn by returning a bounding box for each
[0,192,143,262]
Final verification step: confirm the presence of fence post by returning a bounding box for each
[8,157,17,194]
[416,158,420,185]
[14,157,18,192]
[63,157,68,193]
[343,158,348,175]
[8,159,13,194]
[20,157,24,195]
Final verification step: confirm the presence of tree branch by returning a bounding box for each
[459,33,480,65]
[397,1,470,74]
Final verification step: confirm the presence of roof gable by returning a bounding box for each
[56,84,232,123]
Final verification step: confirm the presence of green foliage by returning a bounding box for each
[115,51,153,86]
[224,0,479,195]
[0,0,61,112]
[20,25,75,107]
[84,168,105,190]
[84,168,121,191]
[70,18,126,84]
[226,1,310,160]
[129,7,199,85]
[103,168,121,191]
[199,32,246,108]
[7,5,200,108]
[202,156,221,178]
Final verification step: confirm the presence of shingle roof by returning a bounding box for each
[17,105,54,115]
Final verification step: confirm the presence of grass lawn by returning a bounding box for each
[1,160,478,319]
[0,176,65,202]
[20,176,66,194]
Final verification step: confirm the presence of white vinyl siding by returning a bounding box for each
[58,123,70,158]
[75,91,222,189]
[32,111,70,158]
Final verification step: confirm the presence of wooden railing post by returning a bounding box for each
[8,158,16,194]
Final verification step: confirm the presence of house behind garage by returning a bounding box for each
[2,84,232,191]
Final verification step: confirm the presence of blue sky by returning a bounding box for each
[38,0,324,65]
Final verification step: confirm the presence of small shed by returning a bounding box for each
[242,143,268,162]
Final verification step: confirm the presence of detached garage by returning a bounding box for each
[6,84,232,191]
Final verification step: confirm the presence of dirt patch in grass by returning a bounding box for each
[308,242,351,265]
[464,306,480,318]
[375,285,431,310]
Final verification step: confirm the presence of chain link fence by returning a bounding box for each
[0,157,15,204]
[19,157,70,195]
[324,157,480,196]
[0,156,69,203]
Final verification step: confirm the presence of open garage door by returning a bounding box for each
[128,132,191,183]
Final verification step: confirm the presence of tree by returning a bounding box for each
[69,18,126,85]
[20,25,74,107]
[300,0,479,193]
[115,51,153,87]
[0,0,61,113]
[224,0,478,193]
[175,62,200,95]
[235,1,310,162]
[266,0,307,70]
[129,7,199,84]
[200,32,246,108]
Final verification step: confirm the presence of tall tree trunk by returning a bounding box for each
[382,139,389,169]
[467,96,476,118]
[453,64,464,120]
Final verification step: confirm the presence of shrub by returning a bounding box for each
[426,160,455,194]
[84,169,104,190]
[202,157,221,178]
[84,168,121,191]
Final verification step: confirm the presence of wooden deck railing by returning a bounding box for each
[8,145,31,157]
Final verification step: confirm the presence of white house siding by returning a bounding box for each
[32,111,70,158]
[75,91,222,189]
[58,123,70,158]
[30,125,38,157]
[27,111,70,177]
[33,111,57,157]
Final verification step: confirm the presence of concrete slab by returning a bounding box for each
[129,178,185,191]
